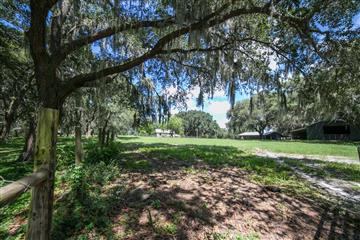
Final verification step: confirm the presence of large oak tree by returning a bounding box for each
[1,0,359,238]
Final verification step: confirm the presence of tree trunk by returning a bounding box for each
[75,94,83,165]
[0,115,14,141]
[1,97,19,141]
[0,125,4,138]
[17,119,36,162]
[98,127,103,146]
[26,107,59,240]
[105,130,110,145]
[110,130,115,143]
[259,133,264,140]
[75,126,83,165]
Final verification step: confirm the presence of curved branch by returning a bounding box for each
[54,18,176,64]
[60,1,312,99]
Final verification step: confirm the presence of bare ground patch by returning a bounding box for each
[109,158,360,240]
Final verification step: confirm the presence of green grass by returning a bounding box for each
[118,136,359,159]
[1,136,359,239]
[284,159,360,183]
[122,142,321,199]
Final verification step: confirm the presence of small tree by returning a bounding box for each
[167,116,184,135]
[227,93,277,138]
[177,110,220,137]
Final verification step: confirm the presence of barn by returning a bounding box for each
[238,131,260,139]
[264,131,283,140]
[291,120,360,141]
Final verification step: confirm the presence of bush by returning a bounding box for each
[53,160,121,239]
[57,143,76,169]
[85,143,120,164]
[86,161,120,185]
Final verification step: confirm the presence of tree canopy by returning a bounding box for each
[227,92,278,137]
[177,110,220,137]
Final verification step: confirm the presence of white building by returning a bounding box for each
[238,131,260,139]
[155,129,172,137]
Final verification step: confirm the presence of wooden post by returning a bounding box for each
[26,108,59,240]
[357,146,360,161]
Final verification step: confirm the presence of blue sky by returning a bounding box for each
[169,52,277,128]
[169,86,248,128]
[2,6,359,129]
[176,12,360,129]
[353,12,360,27]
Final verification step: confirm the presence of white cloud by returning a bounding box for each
[205,100,231,128]
[188,86,200,98]
[170,86,231,128]
[216,118,228,129]
[185,86,200,110]
[207,101,230,115]
[213,89,227,98]
[269,54,278,70]
[165,85,178,96]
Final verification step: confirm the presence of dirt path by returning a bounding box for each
[254,149,359,165]
[254,149,360,205]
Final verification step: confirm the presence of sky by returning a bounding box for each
[172,12,360,129]
[169,53,277,129]
[1,6,359,130]
[169,86,248,128]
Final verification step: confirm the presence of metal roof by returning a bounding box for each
[238,131,259,136]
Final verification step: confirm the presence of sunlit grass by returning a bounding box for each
[1,136,358,239]
[118,136,359,159]
[284,159,360,183]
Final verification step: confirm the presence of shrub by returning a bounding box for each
[57,143,76,169]
[85,143,120,164]
[86,161,120,185]
[52,160,122,239]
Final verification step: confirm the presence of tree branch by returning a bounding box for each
[59,4,272,98]
[54,18,176,64]
[59,1,313,99]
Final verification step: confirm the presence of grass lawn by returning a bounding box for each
[118,136,359,159]
[1,136,360,239]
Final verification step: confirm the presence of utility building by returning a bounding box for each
[291,120,360,141]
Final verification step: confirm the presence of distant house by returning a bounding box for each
[291,120,360,141]
[155,129,172,137]
[238,131,260,139]
[264,131,283,140]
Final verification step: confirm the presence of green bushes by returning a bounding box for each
[53,161,121,239]
[85,143,121,164]
[51,140,123,239]
[57,143,75,170]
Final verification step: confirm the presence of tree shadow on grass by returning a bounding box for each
[3,140,358,239]
[87,142,360,239]
[282,158,360,183]
[0,156,32,189]
[117,136,140,141]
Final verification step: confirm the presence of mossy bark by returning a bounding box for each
[17,119,36,162]
[26,107,59,240]
[75,95,83,165]
[75,126,83,165]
